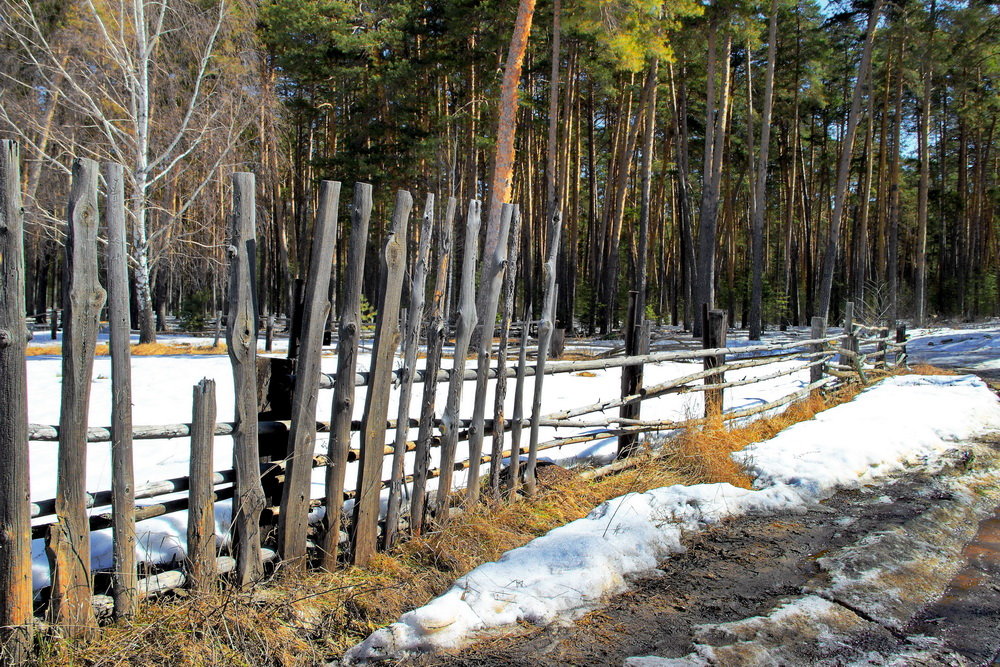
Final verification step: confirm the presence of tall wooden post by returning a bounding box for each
[386,193,435,548]
[895,322,907,366]
[104,162,137,618]
[227,172,265,586]
[187,379,217,593]
[466,203,513,503]
[49,157,104,636]
[0,140,33,661]
[702,308,727,419]
[811,316,827,385]
[352,190,412,566]
[490,205,523,496]
[436,200,481,518]
[411,198,455,535]
[618,291,650,458]
[321,183,372,570]
[524,214,562,495]
[840,301,857,366]
[278,181,340,567]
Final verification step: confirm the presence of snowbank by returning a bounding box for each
[342,374,1000,663]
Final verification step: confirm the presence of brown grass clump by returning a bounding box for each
[904,363,959,376]
[26,342,227,357]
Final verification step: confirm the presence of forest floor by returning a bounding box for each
[414,431,1000,666]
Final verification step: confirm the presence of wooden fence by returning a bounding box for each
[0,146,907,659]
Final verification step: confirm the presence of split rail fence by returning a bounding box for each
[0,143,908,659]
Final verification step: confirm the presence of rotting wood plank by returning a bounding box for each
[410,197,455,536]
[0,140,32,662]
[351,189,412,566]
[321,183,372,570]
[227,172,265,587]
[48,157,104,637]
[278,180,340,568]
[466,202,513,503]
[104,161,137,619]
[187,379,216,593]
[385,193,435,548]
[436,200,482,519]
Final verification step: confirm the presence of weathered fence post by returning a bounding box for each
[525,213,562,495]
[188,379,217,593]
[876,320,889,369]
[50,306,58,340]
[321,183,372,570]
[49,157,104,636]
[618,291,650,458]
[352,190,412,566]
[227,172,265,586]
[466,203,513,504]
[490,205,523,497]
[0,140,33,661]
[265,314,274,352]
[702,307,727,419]
[104,162,137,618]
[895,322,907,367]
[840,301,857,366]
[278,180,340,568]
[810,316,828,385]
[507,322,530,496]
[288,278,305,360]
[385,194,435,548]
[436,200,481,518]
[411,197,455,535]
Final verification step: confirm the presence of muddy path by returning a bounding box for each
[413,437,1000,667]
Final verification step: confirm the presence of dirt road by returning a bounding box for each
[415,437,1000,666]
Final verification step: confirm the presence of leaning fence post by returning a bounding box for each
[188,379,217,593]
[0,140,33,661]
[104,161,137,619]
[278,180,340,568]
[490,205,523,497]
[524,213,562,495]
[895,322,907,367]
[321,183,372,571]
[352,190,412,566]
[227,172,265,586]
[876,320,888,369]
[810,316,827,386]
[436,200,481,518]
[49,157,104,636]
[702,307,727,419]
[466,202,513,504]
[411,197,455,536]
[385,193,435,548]
[618,291,650,458]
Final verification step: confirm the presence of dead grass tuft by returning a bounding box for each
[26,342,226,357]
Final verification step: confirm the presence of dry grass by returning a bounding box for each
[26,342,227,357]
[34,380,880,666]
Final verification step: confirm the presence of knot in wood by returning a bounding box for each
[0,328,10,349]
[227,244,238,258]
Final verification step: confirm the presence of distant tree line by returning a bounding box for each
[1,0,997,341]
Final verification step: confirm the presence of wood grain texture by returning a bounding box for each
[49,157,104,636]
[436,200,481,518]
[410,197,455,536]
[351,190,412,566]
[278,180,340,567]
[0,140,33,661]
[187,379,217,593]
[103,162,137,618]
[385,193,435,548]
[226,172,265,586]
[321,183,372,570]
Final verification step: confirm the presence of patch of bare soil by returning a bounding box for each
[414,440,1000,667]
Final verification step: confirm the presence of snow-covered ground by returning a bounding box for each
[25,329,815,591]
[343,374,1000,663]
[907,324,1000,372]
